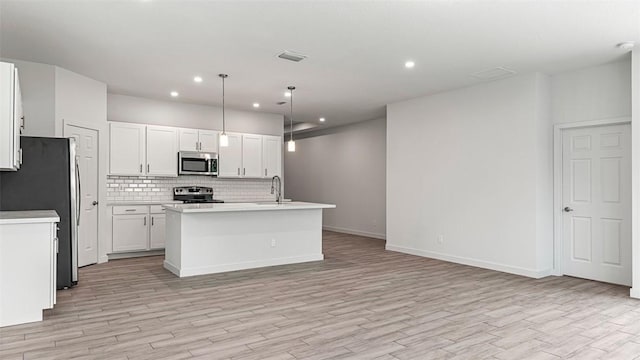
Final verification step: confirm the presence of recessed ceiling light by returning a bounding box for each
[170,91,179,97]
[617,42,635,50]
[319,117,325,122]
[285,91,292,97]
[405,61,415,69]
[193,76,203,83]
[253,103,260,108]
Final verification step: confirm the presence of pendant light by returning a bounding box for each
[219,74,229,147]
[287,86,296,152]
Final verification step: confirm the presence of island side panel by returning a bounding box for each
[163,210,183,276]
[177,208,324,277]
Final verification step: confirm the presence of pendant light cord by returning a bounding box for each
[288,86,295,142]
[219,74,228,135]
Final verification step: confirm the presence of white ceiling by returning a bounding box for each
[1,0,638,129]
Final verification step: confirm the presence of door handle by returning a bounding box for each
[563,207,574,212]
[144,217,147,226]
[243,168,246,176]
[139,164,143,173]
[76,158,81,225]
[265,169,267,176]
[147,164,150,173]
[151,216,154,226]
[92,201,98,206]
[237,168,240,176]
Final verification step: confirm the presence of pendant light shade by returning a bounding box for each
[219,74,229,147]
[287,86,296,152]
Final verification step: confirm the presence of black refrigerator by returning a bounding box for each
[0,136,79,289]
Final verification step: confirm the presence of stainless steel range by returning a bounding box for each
[173,186,224,203]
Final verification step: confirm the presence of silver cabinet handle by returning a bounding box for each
[18,148,23,165]
[143,217,147,226]
[563,207,574,212]
[147,164,150,172]
[196,141,199,151]
[237,168,240,176]
[125,209,136,212]
[20,116,24,133]
[243,168,246,176]
[265,169,267,176]
[139,164,143,173]
[151,216,154,226]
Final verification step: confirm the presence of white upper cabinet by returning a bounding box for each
[262,135,281,178]
[178,128,219,153]
[218,132,242,177]
[198,130,219,153]
[146,125,178,176]
[178,128,199,152]
[0,62,22,171]
[110,121,281,180]
[242,134,263,178]
[109,122,145,176]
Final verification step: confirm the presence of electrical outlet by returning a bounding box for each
[437,235,444,244]
[271,239,276,247]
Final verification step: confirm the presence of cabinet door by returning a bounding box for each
[0,62,17,171]
[149,214,166,249]
[146,125,178,177]
[198,130,219,153]
[13,68,22,170]
[262,135,281,178]
[109,122,145,175]
[218,133,243,178]
[112,214,148,252]
[242,134,263,178]
[178,128,199,152]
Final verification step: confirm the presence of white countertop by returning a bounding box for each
[163,201,336,213]
[107,200,183,206]
[0,210,60,225]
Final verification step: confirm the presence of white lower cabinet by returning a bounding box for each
[111,205,166,252]
[149,212,166,249]
[0,214,58,327]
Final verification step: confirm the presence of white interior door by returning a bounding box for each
[562,124,631,286]
[64,124,99,267]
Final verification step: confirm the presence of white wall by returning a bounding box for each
[551,59,631,124]
[284,118,386,239]
[2,58,56,136]
[387,73,553,278]
[108,94,283,136]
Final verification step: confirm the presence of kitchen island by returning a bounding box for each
[162,202,336,277]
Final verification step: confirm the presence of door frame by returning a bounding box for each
[63,121,101,267]
[552,117,632,277]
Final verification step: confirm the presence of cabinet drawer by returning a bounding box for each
[112,205,148,215]
[149,205,165,214]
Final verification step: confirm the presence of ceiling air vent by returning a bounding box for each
[471,67,516,80]
[277,50,307,62]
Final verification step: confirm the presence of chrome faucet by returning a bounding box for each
[271,175,282,204]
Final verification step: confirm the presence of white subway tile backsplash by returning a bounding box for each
[106,175,276,202]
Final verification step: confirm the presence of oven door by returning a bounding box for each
[179,152,215,175]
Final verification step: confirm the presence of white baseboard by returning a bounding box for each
[98,255,109,264]
[385,244,552,279]
[108,250,165,260]
[323,225,386,240]
[631,287,640,299]
[165,254,325,278]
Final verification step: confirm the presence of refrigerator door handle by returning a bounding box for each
[76,158,81,226]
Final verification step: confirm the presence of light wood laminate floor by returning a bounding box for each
[2,231,640,359]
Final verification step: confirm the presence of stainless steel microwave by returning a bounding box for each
[178,151,218,176]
